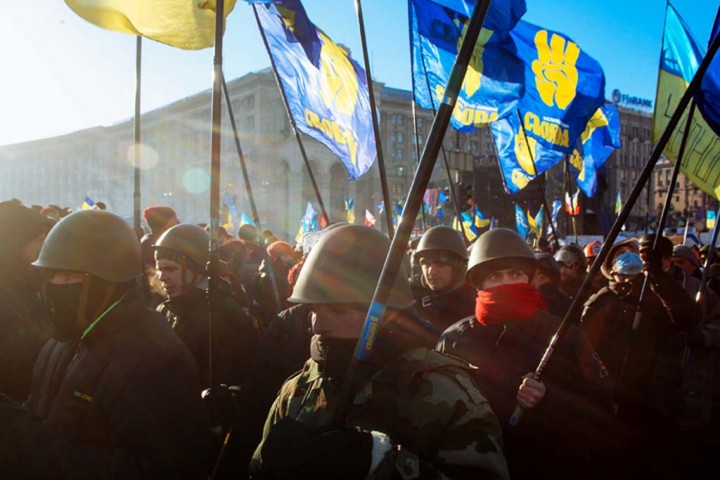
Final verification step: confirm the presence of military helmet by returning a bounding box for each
[33,210,141,283]
[288,224,414,308]
[466,228,537,287]
[554,245,587,269]
[414,226,468,261]
[154,224,209,271]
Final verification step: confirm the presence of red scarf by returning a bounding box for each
[475,283,547,326]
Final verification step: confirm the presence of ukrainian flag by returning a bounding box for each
[81,195,95,210]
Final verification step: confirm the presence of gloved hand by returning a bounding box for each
[259,417,373,480]
[680,328,705,348]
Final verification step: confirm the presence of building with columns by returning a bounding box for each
[0,68,671,239]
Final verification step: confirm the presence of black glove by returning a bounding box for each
[259,417,373,480]
[680,328,705,348]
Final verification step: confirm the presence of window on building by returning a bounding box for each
[417,118,425,129]
[397,165,406,176]
[393,148,404,160]
[391,114,405,127]
[393,131,405,143]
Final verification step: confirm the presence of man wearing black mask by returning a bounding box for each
[0,210,208,479]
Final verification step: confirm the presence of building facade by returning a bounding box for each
[0,69,687,240]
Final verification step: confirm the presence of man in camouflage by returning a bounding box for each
[250,224,508,480]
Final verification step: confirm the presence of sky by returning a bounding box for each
[0,0,717,146]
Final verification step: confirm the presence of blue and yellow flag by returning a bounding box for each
[453,211,478,242]
[295,201,318,243]
[707,210,717,230]
[344,197,355,224]
[567,104,621,197]
[614,191,622,215]
[240,212,255,226]
[253,1,375,180]
[81,195,95,210]
[492,111,563,193]
[550,199,561,234]
[654,5,720,199]
[410,0,525,132]
[515,203,529,239]
[66,0,236,50]
[698,8,720,136]
[527,206,543,238]
[473,206,491,229]
[510,20,605,154]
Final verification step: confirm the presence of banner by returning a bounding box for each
[654,5,720,199]
[515,203,529,239]
[698,8,720,136]
[492,111,563,193]
[565,189,580,216]
[510,20,605,154]
[65,0,236,50]
[410,0,525,131]
[254,0,376,180]
[567,104,622,197]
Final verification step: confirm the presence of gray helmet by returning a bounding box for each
[33,210,141,283]
[288,224,415,308]
[414,226,468,261]
[554,245,587,270]
[154,224,209,271]
[466,228,537,287]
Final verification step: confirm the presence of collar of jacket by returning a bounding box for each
[163,287,206,315]
[81,287,144,345]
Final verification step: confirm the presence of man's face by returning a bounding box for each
[531,270,550,289]
[420,259,454,291]
[311,304,366,340]
[481,268,529,290]
[672,256,697,275]
[558,262,580,284]
[156,258,202,299]
[639,250,673,271]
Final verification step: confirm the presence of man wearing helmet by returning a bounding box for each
[154,224,258,390]
[437,228,612,478]
[0,210,207,478]
[412,226,476,333]
[554,244,589,299]
[250,225,509,480]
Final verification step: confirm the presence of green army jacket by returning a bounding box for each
[254,347,509,480]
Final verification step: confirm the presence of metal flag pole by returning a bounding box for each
[508,28,720,426]
[207,0,227,391]
[221,76,283,314]
[133,36,142,237]
[355,0,395,238]
[516,110,560,243]
[411,100,428,231]
[332,0,493,426]
[252,7,330,226]
[565,162,579,244]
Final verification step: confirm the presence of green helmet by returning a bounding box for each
[466,228,537,287]
[288,224,415,308]
[414,226,468,261]
[33,210,141,283]
[153,224,209,271]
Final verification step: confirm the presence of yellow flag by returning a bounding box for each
[65,0,237,50]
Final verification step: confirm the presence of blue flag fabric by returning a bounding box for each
[515,203,529,239]
[510,20,605,154]
[492,111,564,194]
[253,0,375,180]
[410,0,525,132]
[550,199,561,234]
[698,8,720,136]
[567,104,622,197]
[240,212,255,226]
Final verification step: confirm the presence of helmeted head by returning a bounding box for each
[153,224,209,299]
[583,241,602,267]
[466,228,537,290]
[32,210,141,340]
[533,253,561,289]
[600,238,640,280]
[554,245,587,286]
[142,205,178,235]
[413,226,468,293]
[0,201,54,265]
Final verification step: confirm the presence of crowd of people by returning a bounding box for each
[0,197,719,479]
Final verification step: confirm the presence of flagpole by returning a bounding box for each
[252,8,330,226]
[411,100,428,231]
[222,76,283,313]
[516,110,560,244]
[564,160,579,244]
[354,0,395,238]
[207,0,226,391]
[333,0,493,427]
[133,36,142,237]
[645,181,651,234]
[508,32,720,422]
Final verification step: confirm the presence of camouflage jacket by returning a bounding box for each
[253,347,509,480]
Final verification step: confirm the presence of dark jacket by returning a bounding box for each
[537,283,573,318]
[413,283,476,335]
[0,288,208,479]
[437,310,613,478]
[0,259,49,402]
[159,287,259,389]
